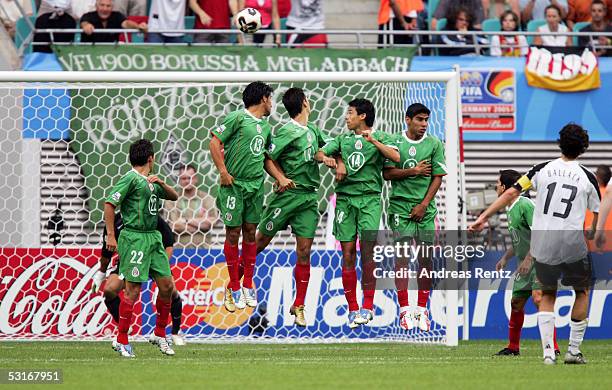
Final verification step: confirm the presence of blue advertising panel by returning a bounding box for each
[138,249,610,340]
[411,56,612,141]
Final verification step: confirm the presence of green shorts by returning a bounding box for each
[334,194,382,242]
[216,180,264,227]
[388,199,437,244]
[118,229,171,283]
[512,264,542,299]
[259,190,320,238]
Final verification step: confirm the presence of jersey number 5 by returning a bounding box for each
[543,182,577,219]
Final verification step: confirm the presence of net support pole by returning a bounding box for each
[444,70,460,347]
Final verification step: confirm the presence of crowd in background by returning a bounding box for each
[0,0,610,56]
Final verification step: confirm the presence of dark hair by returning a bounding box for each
[558,123,589,159]
[448,5,474,31]
[178,163,197,173]
[592,0,607,12]
[544,4,562,17]
[405,103,431,118]
[348,98,376,127]
[282,87,306,118]
[499,10,519,31]
[242,81,274,108]
[499,169,521,190]
[129,139,154,166]
[596,164,611,186]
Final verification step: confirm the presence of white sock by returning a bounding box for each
[568,318,588,354]
[399,306,410,314]
[538,312,556,359]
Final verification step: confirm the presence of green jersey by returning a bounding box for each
[267,120,331,192]
[105,169,167,232]
[506,196,535,261]
[321,130,396,196]
[211,109,272,183]
[385,132,446,203]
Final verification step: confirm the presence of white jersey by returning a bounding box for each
[149,0,186,37]
[515,158,601,265]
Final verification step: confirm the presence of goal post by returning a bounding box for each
[0,71,462,346]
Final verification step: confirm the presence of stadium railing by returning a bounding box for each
[25,28,612,56]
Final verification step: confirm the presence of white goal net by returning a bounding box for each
[0,71,460,345]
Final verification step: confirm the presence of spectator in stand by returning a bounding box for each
[0,0,33,39]
[432,0,485,30]
[148,0,189,43]
[578,0,612,56]
[520,0,567,23]
[377,0,425,46]
[190,0,238,44]
[439,5,488,55]
[490,10,528,56]
[113,0,146,16]
[286,0,327,47]
[567,0,594,30]
[240,0,281,45]
[80,0,147,43]
[32,0,75,53]
[533,4,572,46]
[165,164,217,248]
[483,0,520,20]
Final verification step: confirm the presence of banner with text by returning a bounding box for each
[53,45,415,73]
[525,47,601,92]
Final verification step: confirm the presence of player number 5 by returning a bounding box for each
[129,250,144,265]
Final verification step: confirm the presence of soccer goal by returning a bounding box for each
[0,71,462,346]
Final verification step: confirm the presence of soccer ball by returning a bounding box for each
[235,8,262,34]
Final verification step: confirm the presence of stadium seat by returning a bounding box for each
[14,15,36,52]
[184,15,195,43]
[482,18,501,32]
[573,21,591,47]
[526,19,546,44]
[436,18,447,31]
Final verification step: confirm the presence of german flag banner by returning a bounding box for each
[525,46,601,92]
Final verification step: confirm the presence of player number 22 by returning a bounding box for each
[543,182,577,219]
[129,250,144,265]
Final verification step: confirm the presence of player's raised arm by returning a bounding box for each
[469,187,519,232]
[209,135,234,186]
[595,189,612,248]
[148,175,179,201]
[362,130,400,162]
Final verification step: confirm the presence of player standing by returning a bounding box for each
[315,98,400,327]
[104,139,180,357]
[91,213,186,347]
[209,81,292,312]
[470,124,600,365]
[256,87,332,327]
[491,170,559,356]
[383,103,445,332]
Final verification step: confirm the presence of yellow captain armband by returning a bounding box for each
[516,175,532,192]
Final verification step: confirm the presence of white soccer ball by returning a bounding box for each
[235,8,262,34]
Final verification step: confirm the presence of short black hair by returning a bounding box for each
[242,81,274,108]
[405,103,431,119]
[558,123,589,159]
[544,4,562,17]
[592,0,606,8]
[282,87,306,119]
[499,169,521,190]
[348,98,375,127]
[596,164,611,186]
[179,163,197,173]
[129,139,154,167]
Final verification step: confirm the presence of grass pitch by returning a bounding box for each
[1,340,610,389]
